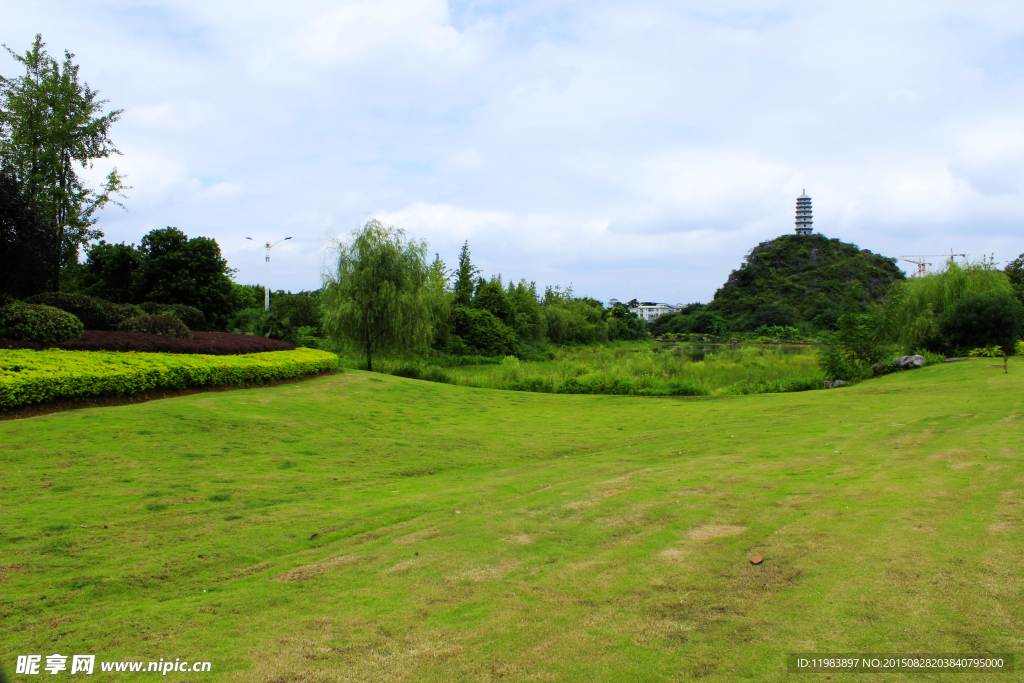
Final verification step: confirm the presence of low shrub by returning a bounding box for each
[817,342,858,381]
[391,366,422,379]
[968,345,1004,358]
[913,349,945,365]
[139,302,206,329]
[665,379,710,396]
[420,366,455,384]
[0,302,83,343]
[764,377,820,393]
[118,315,193,340]
[26,292,105,328]
[107,303,146,327]
[510,375,555,393]
[25,292,143,330]
[425,353,503,368]
[554,374,638,395]
[0,348,338,409]
[234,311,301,345]
[0,330,295,354]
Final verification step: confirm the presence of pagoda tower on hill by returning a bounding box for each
[795,190,813,235]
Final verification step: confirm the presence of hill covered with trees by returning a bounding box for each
[702,233,905,331]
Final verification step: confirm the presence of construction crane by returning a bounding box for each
[897,250,966,277]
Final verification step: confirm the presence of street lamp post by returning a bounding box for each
[246,237,292,311]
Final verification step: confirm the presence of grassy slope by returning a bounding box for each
[1,359,1022,682]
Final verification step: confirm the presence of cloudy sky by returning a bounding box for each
[3,0,1023,304]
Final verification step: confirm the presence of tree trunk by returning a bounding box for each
[51,223,63,292]
[366,330,373,372]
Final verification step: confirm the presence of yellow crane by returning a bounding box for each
[897,250,966,277]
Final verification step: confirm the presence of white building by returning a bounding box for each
[629,302,682,322]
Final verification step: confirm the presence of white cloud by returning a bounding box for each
[128,100,217,133]
[4,0,1024,300]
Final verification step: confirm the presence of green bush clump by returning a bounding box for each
[665,379,710,396]
[390,365,455,384]
[454,306,518,356]
[914,349,945,365]
[117,315,193,340]
[25,292,143,330]
[26,292,105,329]
[937,292,1022,355]
[391,366,422,379]
[0,348,338,409]
[509,376,555,393]
[0,302,83,343]
[554,375,641,395]
[140,302,206,329]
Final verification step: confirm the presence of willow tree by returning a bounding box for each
[321,220,443,371]
[882,259,1014,350]
[0,35,128,291]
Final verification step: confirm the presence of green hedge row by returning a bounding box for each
[0,348,338,409]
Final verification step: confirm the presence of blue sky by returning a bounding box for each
[3,0,1023,304]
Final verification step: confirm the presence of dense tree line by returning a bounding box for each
[321,221,647,369]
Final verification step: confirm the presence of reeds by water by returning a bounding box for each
[380,342,823,396]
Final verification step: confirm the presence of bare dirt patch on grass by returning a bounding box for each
[989,490,1024,534]
[241,620,468,683]
[502,534,535,544]
[687,524,747,540]
[454,559,520,582]
[392,528,444,544]
[271,555,363,582]
[0,564,30,583]
[562,499,597,510]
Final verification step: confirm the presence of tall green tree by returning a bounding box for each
[81,240,141,303]
[425,253,455,348]
[1006,253,1024,306]
[0,165,52,298]
[453,241,479,306]
[507,279,544,342]
[132,227,235,328]
[882,260,1014,350]
[321,219,441,371]
[0,35,128,291]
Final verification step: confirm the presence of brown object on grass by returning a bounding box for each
[749,555,764,565]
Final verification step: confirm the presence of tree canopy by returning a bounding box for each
[0,165,52,298]
[882,260,1016,351]
[81,240,141,303]
[321,220,441,371]
[0,35,128,290]
[132,227,235,328]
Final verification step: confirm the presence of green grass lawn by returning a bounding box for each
[1,358,1022,681]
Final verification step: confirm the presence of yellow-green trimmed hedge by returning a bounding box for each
[0,348,338,409]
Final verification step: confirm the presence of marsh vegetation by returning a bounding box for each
[374,341,824,396]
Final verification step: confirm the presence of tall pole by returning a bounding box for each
[246,237,293,312]
[265,242,271,311]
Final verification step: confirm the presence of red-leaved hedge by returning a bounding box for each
[0,330,296,355]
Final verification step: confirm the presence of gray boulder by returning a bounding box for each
[892,354,926,369]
